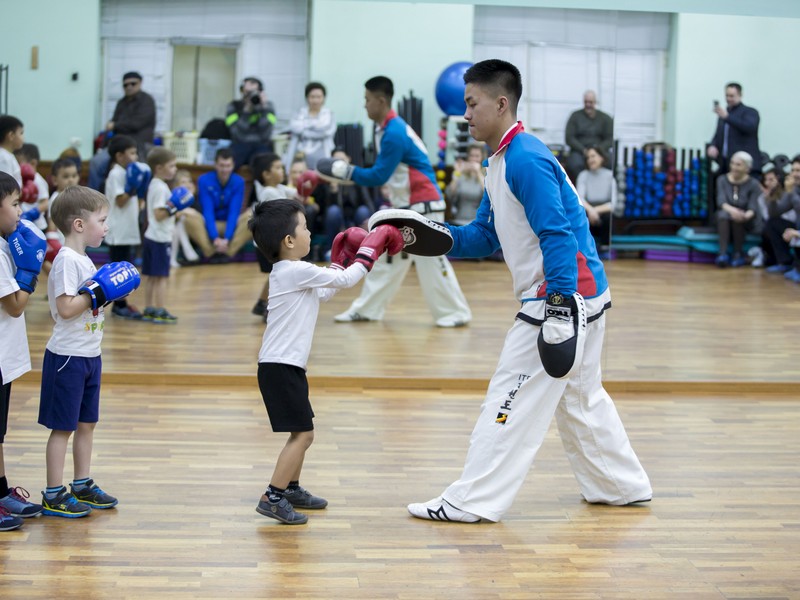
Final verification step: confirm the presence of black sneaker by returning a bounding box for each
[70,479,118,509]
[42,487,92,518]
[256,495,308,524]
[283,486,328,509]
[0,506,23,531]
[251,299,268,317]
[209,253,230,265]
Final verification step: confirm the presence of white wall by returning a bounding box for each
[310,1,474,156]
[0,0,100,160]
[665,12,800,156]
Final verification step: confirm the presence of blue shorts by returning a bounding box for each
[39,350,102,431]
[142,237,171,277]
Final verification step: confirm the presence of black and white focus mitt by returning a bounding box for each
[537,292,587,379]
[368,208,454,256]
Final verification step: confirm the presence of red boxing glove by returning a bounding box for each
[20,163,36,184]
[330,227,367,269]
[354,225,405,271]
[21,180,38,204]
[296,170,320,198]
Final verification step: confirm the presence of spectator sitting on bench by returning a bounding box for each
[715,151,761,268]
[763,156,800,282]
[751,163,790,268]
[576,146,616,259]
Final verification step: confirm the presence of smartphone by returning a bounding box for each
[713,100,720,109]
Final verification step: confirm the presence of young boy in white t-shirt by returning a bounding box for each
[104,135,149,320]
[249,199,402,525]
[0,172,47,531]
[39,186,140,518]
[141,148,194,323]
[0,116,24,187]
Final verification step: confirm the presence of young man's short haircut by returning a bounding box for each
[305,81,326,98]
[146,147,177,172]
[241,76,264,92]
[107,135,137,161]
[0,171,20,201]
[726,82,743,94]
[365,76,394,101]
[14,143,40,163]
[463,59,523,114]
[0,115,23,143]
[248,198,303,263]
[51,158,78,177]
[250,153,283,183]
[215,147,234,162]
[50,186,109,234]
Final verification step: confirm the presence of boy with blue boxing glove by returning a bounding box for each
[39,185,140,518]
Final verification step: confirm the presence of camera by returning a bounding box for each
[247,91,262,105]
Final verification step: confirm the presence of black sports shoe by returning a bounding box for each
[42,487,92,518]
[70,480,118,509]
[256,495,308,524]
[252,299,268,317]
[283,486,328,509]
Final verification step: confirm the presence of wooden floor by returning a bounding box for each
[2,258,800,598]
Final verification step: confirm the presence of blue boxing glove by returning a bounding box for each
[21,206,41,222]
[78,261,141,316]
[166,186,194,216]
[8,220,47,293]
[316,157,354,182]
[124,161,152,198]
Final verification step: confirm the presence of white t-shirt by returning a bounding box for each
[255,181,298,203]
[144,178,175,243]
[104,163,141,246]
[0,237,31,384]
[46,247,104,357]
[259,260,368,369]
[0,148,21,187]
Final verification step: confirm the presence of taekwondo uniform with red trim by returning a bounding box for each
[336,111,471,326]
[439,122,651,521]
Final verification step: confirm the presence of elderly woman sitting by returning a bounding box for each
[715,151,762,267]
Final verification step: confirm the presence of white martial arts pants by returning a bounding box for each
[342,212,472,325]
[442,311,652,522]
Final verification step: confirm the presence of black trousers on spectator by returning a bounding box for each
[590,212,612,248]
[764,217,798,267]
[716,211,753,256]
[107,244,136,308]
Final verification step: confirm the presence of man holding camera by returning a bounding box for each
[707,82,761,174]
[225,77,277,169]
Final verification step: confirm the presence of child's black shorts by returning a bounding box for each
[258,362,314,432]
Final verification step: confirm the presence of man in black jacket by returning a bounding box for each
[107,71,156,158]
[707,82,761,174]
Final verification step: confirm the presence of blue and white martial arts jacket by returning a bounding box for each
[351,110,445,214]
[446,122,611,319]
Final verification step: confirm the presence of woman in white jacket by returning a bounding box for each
[284,82,337,170]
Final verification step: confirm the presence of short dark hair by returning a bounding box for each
[365,76,394,100]
[464,59,523,114]
[50,186,109,234]
[248,198,304,264]
[15,143,40,163]
[107,135,137,163]
[305,81,326,98]
[215,147,234,162]
[146,146,176,171]
[123,71,142,82]
[726,82,743,94]
[0,115,23,144]
[0,171,20,203]
[241,76,264,92]
[250,153,283,184]
[51,158,78,177]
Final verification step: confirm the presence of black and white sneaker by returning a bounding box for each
[407,496,480,523]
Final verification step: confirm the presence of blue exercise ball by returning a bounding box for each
[435,62,472,116]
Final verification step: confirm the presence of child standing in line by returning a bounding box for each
[0,116,25,186]
[104,135,149,320]
[249,199,402,524]
[0,172,47,531]
[169,169,201,268]
[40,186,140,517]
[141,148,194,323]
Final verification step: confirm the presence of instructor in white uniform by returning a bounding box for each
[317,76,471,328]
[408,59,651,523]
